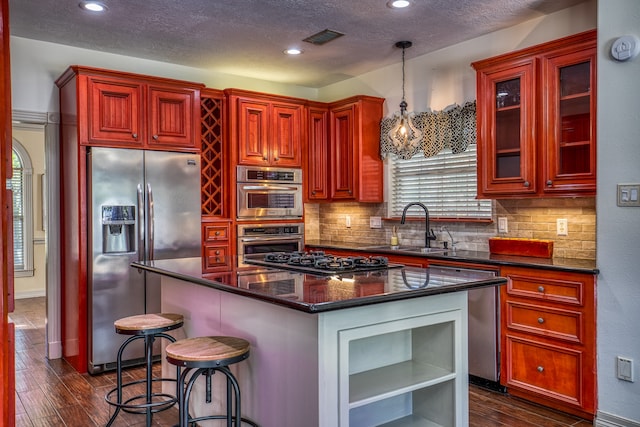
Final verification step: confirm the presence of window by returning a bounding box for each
[388,144,492,219]
[11,140,34,276]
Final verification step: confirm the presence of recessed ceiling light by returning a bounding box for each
[387,0,411,8]
[284,48,303,55]
[79,1,107,12]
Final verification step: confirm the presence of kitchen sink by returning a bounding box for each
[363,245,448,254]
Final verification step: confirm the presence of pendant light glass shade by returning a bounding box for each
[388,41,422,150]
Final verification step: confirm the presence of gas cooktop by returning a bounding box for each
[244,251,403,275]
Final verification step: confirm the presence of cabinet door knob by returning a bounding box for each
[537,366,544,373]
[215,231,220,236]
[152,134,159,140]
[311,190,316,195]
[524,181,530,188]
[546,180,553,186]
[538,286,545,293]
[274,157,280,161]
[132,133,138,139]
[263,155,268,160]
[538,317,545,324]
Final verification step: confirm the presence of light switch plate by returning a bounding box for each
[617,184,640,207]
[498,217,508,233]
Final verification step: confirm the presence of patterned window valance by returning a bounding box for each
[380,101,476,160]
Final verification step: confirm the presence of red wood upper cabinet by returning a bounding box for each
[58,66,203,152]
[271,103,302,167]
[475,60,537,196]
[304,96,384,202]
[147,85,199,150]
[329,96,385,202]
[227,89,304,167]
[472,30,596,198]
[541,45,596,195]
[87,76,144,146]
[330,103,356,199]
[306,103,330,201]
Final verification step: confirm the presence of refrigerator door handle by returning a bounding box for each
[147,183,155,260]
[137,184,144,264]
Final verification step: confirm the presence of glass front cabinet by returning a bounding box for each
[473,30,596,198]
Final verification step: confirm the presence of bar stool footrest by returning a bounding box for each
[186,414,259,426]
[105,377,178,414]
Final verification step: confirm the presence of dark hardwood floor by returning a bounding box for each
[10,297,593,426]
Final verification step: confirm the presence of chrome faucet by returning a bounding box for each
[400,202,437,248]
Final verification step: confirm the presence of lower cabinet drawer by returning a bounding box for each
[505,335,583,406]
[203,224,230,242]
[506,301,582,343]
[203,245,231,270]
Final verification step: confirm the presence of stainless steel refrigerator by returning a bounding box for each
[87,147,201,373]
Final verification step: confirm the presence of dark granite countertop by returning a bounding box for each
[133,257,507,314]
[305,240,599,274]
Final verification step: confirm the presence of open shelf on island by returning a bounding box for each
[340,311,461,427]
[350,360,454,408]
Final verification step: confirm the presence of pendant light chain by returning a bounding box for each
[401,45,406,105]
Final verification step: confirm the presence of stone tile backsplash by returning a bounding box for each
[304,197,595,260]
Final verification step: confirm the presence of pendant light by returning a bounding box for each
[388,41,422,150]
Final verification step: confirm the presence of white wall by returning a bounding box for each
[9,37,318,114]
[596,0,640,424]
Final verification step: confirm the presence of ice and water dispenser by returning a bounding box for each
[102,205,135,253]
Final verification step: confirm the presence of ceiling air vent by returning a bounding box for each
[303,29,344,45]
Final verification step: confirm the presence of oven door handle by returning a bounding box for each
[240,184,300,191]
[239,236,303,243]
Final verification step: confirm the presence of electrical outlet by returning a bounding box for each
[370,216,382,229]
[346,215,351,228]
[557,218,568,236]
[498,217,508,233]
[617,356,634,382]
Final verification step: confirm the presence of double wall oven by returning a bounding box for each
[236,165,304,269]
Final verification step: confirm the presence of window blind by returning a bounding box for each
[12,151,25,270]
[389,145,492,219]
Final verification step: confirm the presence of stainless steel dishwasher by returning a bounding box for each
[429,265,503,390]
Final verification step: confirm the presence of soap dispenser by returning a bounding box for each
[391,226,399,248]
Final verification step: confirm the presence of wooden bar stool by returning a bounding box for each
[105,313,184,427]
[166,336,259,427]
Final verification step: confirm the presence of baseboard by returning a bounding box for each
[47,341,62,360]
[596,411,640,427]
[14,290,46,299]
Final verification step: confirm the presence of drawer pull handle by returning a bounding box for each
[215,231,220,236]
[215,250,220,255]
[538,317,545,324]
[537,366,544,373]
[538,286,545,293]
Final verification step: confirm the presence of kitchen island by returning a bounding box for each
[133,256,506,427]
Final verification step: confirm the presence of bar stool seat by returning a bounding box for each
[166,336,259,427]
[105,313,184,427]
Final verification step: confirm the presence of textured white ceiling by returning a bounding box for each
[9,0,586,87]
